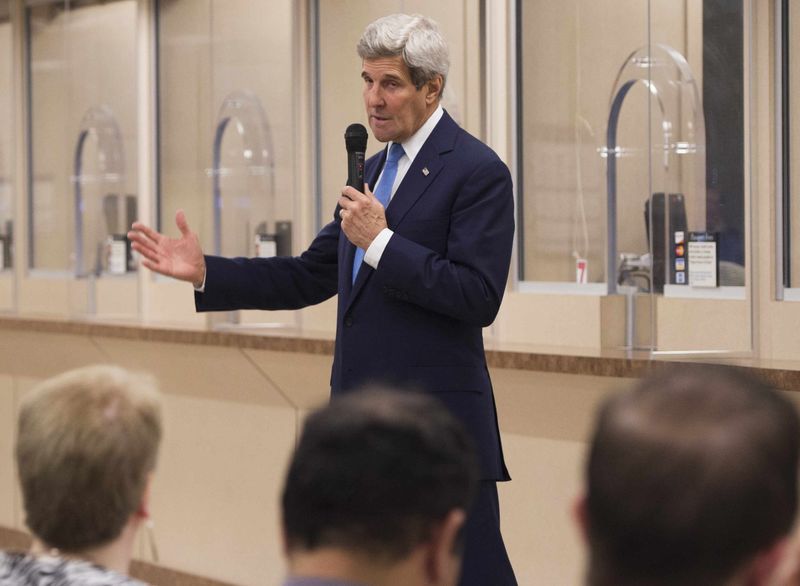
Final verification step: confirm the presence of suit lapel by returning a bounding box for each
[345,111,459,308]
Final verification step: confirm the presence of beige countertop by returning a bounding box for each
[4,314,800,391]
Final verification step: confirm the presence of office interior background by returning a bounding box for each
[0,0,797,584]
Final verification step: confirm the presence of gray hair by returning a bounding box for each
[357,13,449,97]
[17,365,162,551]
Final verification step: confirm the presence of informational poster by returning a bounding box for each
[687,232,719,287]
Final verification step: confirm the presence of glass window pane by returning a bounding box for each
[28,0,138,275]
[157,0,297,259]
[0,2,13,273]
[518,1,648,284]
[788,0,800,287]
[519,1,746,290]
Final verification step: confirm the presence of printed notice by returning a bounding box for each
[687,232,719,287]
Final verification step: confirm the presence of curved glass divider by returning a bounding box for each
[73,104,128,280]
[209,90,288,329]
[605,43,706,294]
[210,90,275,258]
[604,44,708,350]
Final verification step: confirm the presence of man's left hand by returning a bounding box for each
[338,185,388,250]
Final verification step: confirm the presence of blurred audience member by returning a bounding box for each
[0,365,162,585]
[576,365,799,586]
[281,390,479,586]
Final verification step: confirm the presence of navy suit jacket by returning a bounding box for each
[196,111,514,480]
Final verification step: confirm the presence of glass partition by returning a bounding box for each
[157,0,297,327]
[157,0,296,259]
[783,0,800,292]
[0,2,13,283]
[518,0,751,354]
[27,0,138,316]
[316,0,484,229]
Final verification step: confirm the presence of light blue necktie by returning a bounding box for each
[352,142,405,283]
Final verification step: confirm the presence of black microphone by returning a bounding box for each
[345,123,368,191]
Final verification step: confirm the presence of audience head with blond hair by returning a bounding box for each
[578,365,799,586]
[1,365,162,586]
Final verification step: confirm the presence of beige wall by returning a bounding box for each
[0,326,633,585]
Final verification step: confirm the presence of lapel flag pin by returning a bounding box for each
[422,167,429,176]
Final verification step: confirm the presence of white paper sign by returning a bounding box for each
[109,239,127,274]
[255,236,277,258]
[688,240,717,287]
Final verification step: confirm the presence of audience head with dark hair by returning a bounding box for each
[1,365,162,586]
[577,364,800,586]
[281,389,479,586]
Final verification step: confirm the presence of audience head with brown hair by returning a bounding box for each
[577,365,799,586]
[281,389,480,586]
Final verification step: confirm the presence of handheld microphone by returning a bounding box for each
[345,123,368,191]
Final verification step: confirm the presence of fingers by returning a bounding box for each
[127,229,159,257]
[175,209,191,237]
[140,257,159,273]
[130,239,160,264]
[341,186,369,202]
[338,195,354,211]
[339,187,378,211]
[129,221,163,243]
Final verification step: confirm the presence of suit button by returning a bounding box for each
[344,317,353,327]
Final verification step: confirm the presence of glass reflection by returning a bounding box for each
[157,0,296,260]
[0,2,13,273]
[211,90,275,258]
[518,1,745,288]
[27,0,138,275]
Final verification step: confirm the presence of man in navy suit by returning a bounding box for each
[130,13,516,585]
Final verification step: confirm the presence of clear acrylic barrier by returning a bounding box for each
[27,0,138,319]
[651,1,750,355]
[73,105,132,278]
[518,0,751,355]
[210,90,275,259]
[0,6,14,289]
[157,0,298,330]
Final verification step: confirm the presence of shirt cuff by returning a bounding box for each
[363,228,394,269]
[193,269,207,293]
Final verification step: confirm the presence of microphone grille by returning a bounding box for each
[345,123,368,153]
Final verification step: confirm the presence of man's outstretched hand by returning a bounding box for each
[128,210,206,288]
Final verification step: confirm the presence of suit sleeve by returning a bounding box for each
[377,156,514,327]
[195,219,340,312]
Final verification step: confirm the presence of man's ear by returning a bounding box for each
[425,75,443,104]
[425,509,467,585]
[135,473,154,520]
[744,535,791,586]
[573,493,589,544]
